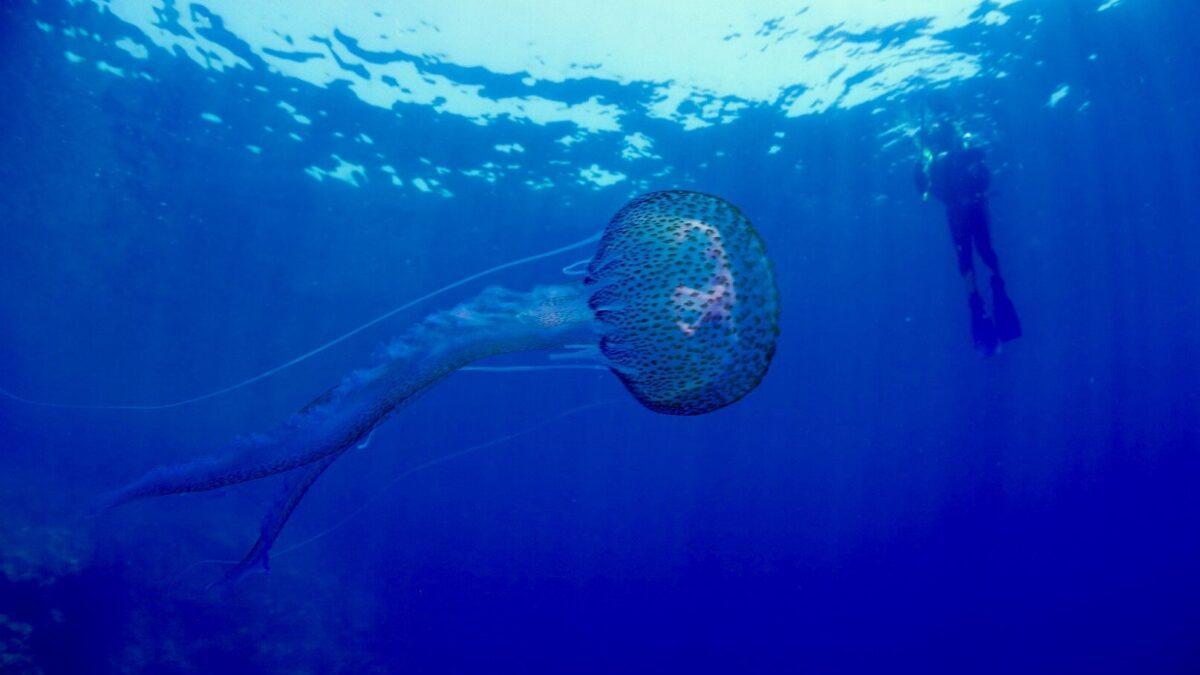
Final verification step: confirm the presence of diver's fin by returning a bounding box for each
[969,292,999,356]
[990,275,1022,342]
[216,453,341,589]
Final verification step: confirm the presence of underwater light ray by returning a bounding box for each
[102,190,781,579]
[0,230,602,411]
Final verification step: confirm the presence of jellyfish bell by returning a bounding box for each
[585,190,779,415]
[99,190,780,583]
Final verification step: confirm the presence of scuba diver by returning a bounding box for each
[915,117,1021,355]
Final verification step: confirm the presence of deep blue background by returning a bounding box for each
[1,1,1198,673]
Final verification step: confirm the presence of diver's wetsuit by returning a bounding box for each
[916,142,1021,352]
[919,146,997,277]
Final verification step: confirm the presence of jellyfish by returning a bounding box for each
[99,190,781,583]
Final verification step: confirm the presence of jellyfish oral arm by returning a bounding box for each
[99,284,598,511]
[220,452,338,586]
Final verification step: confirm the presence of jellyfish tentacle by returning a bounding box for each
[560,257,592,276]
[99,285,597,511]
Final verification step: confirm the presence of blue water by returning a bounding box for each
[1,1,1198,672]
